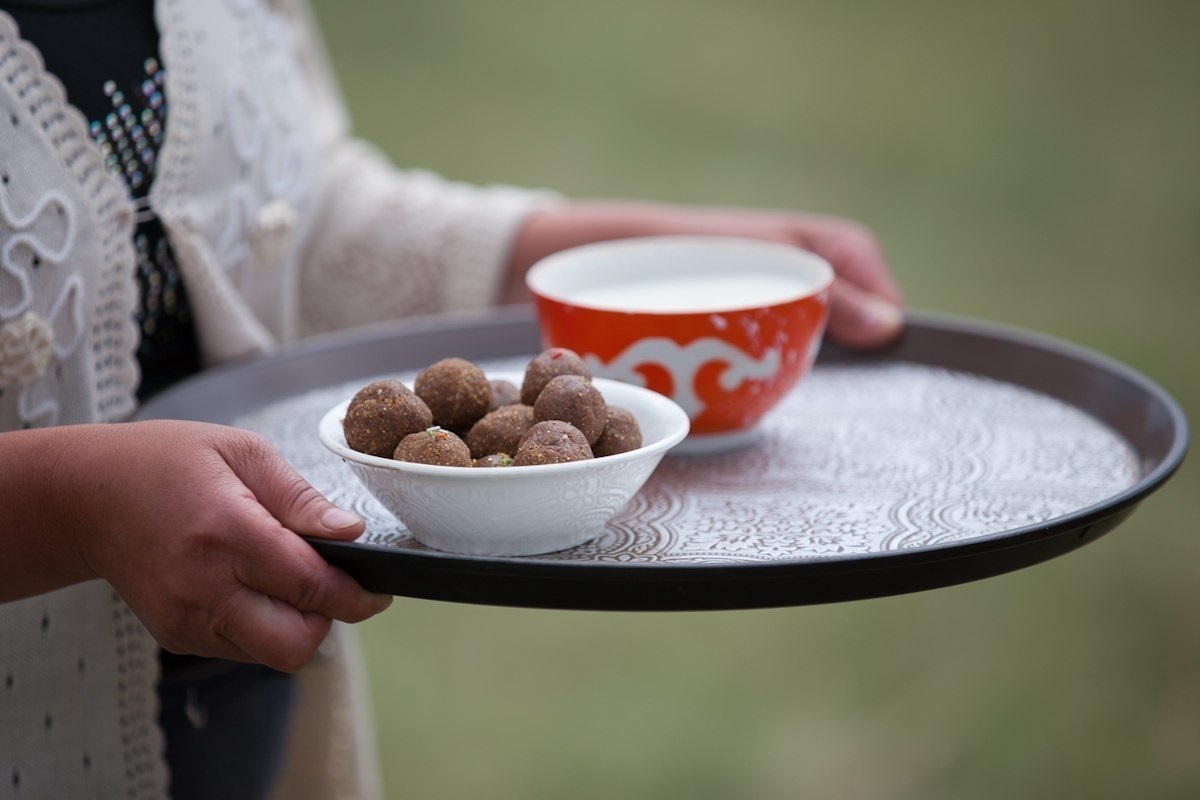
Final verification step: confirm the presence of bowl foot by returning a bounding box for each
[670,428,762,456]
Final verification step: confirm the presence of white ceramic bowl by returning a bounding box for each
[318,372,690,556]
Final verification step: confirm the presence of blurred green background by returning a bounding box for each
[308,0,1198,797]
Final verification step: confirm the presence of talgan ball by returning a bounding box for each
[489,379,521,409]
[592,405,643,457]
[473,453,514,468]
[532,374,607,445]
[520,347,591,405]
[343,379,433,457]
[512,420,593,466]
[414,357,491,431]
[394,426,472,467]
[466,404,535,460]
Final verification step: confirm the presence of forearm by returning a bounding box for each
[0,426,100,602]
[504,200,701,303]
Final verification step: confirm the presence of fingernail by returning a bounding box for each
[372,593,394,613]
[321,507,363,532]
[862,295,904,334]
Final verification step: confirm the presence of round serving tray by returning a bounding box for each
[136,307,1188,611]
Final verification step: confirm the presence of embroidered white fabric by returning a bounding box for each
[0,15,140,429]
[0,16,161,797]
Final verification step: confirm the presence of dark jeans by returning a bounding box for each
[157,654,296,800]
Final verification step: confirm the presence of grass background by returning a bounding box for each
[307,1,1198,797]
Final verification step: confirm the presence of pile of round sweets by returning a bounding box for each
[342,348,642,467]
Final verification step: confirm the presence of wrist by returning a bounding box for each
[0,426,105,600]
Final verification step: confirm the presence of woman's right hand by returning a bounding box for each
[1,420,392,672]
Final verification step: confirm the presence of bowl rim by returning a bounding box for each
[318,373,690,477]
[525,235,835,315]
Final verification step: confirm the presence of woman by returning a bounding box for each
[0,1,903,797]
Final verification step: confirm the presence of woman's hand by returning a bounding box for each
[1,421,392,672]
[507,200,905,350]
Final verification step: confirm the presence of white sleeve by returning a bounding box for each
[297,140,561,337]
[281,0,562,338]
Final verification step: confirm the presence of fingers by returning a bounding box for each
[788,215,906,349]
[215,592,335,673]
[796,216,904,305]
[202,428,390,670]
[828,279,905,350]
[161,589,335,673]
[235,528,393,625]
[150,529,392,671]
[221,571,390,672]
[177,538,391,671]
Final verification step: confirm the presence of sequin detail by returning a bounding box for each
[84,56,199,392]
[88,58,166,198]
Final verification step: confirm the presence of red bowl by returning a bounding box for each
[527,236,833,453]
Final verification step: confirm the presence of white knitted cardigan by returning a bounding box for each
[0,1,556,797]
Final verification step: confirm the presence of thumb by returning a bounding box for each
[827,280,905,350]
[227,432,366,541]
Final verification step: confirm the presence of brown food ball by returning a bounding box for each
[393,426,472,467]
[466,404,535,460]
[532,374,607,445]
[343,379,433,457]
[489,379,521,410]
[473,453,514,468]
[513,420,594,466]
[520,347,591,405]
[592,405,643,457]
[414,357,491,431]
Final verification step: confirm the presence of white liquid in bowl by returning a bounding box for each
[569,273,816,312]
[527,236,834,314]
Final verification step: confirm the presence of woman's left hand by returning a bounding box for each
[507,200,905,350]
